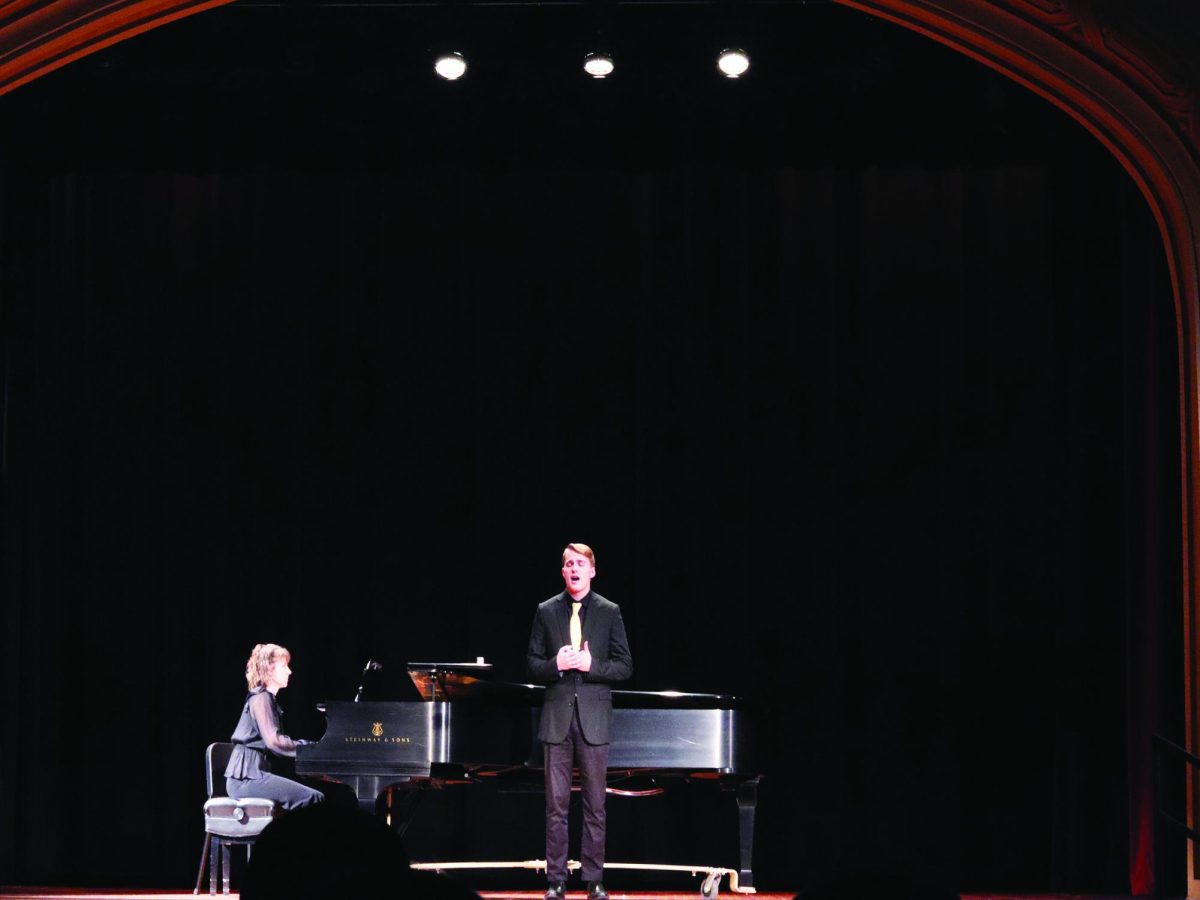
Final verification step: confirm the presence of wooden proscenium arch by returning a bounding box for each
[3,0,1200,893]
[834,4,1200,897]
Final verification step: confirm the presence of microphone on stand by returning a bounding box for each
[354,659,383,702]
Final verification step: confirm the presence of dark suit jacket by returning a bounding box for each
[526,591,633,745]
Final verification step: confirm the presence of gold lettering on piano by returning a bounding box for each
[342,736,413,743]
[372,722,384,737]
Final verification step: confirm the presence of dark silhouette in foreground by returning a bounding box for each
[241,803,481,900]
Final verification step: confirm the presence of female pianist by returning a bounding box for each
[225,642,324,809]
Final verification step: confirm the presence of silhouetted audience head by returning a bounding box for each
[242,803,480,899]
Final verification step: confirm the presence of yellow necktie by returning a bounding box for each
[570,602,582,650]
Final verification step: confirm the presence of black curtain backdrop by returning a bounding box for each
[0,3,1184,894]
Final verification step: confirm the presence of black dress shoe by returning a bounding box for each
[586,881,609,900]
[545,883,566,900]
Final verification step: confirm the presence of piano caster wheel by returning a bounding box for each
[701,873,721,898]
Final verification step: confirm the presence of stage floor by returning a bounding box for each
[0,893,801,899]
[0,889,1138,900]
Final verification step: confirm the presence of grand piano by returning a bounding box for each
[296,663,762,891]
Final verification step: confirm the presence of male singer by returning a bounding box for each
[526,543,633,900]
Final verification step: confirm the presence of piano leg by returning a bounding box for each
[342,775,423,827]
[388,786,425,839]
[736,777,760,890]
[343,775,388,815]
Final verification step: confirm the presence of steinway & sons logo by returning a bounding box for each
[343,721,412,744]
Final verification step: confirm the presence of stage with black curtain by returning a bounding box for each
[0,2,1186,896]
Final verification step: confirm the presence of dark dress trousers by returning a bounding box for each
[527,591,633,883]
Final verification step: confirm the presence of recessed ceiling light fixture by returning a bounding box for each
[717,48,750,79]
[434,52,467,81]
[583,52,615,79]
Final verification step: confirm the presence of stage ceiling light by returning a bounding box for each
[717,48,750,78]
[434,52,467,81]
[583,53,615,79]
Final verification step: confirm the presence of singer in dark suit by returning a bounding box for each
[527,543,633,900]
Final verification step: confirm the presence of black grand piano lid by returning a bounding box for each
[405,663,751,709]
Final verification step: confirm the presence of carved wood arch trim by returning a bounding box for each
[0,0,233,96]
[2,0,1199,892]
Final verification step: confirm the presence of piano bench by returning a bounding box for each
[196,798,279,895]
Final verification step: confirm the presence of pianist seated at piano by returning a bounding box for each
[225,643,324,810]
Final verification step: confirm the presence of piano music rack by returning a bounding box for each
[408,859,756,897]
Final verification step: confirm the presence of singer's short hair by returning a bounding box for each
[562,543,595,567]
[245,643,291,691]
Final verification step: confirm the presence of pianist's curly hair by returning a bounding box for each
[245,643,291,691]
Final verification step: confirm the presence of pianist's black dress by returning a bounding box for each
[225,687,324,810]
